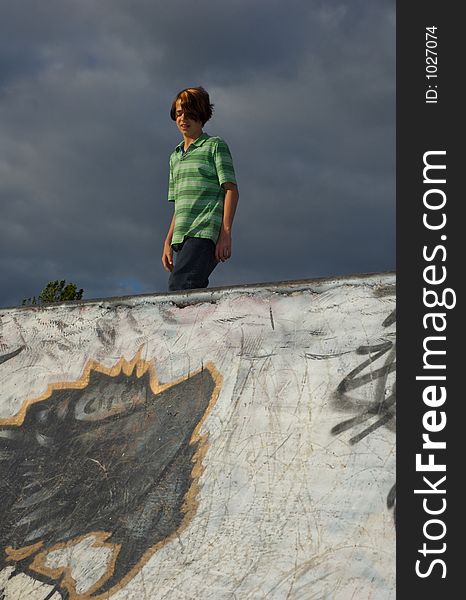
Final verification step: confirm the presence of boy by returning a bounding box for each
[162,86,239,291]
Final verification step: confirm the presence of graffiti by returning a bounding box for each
[331,309,396,442]
[331,309,396,522]
[0,352,221,599]
[0,346,24,366]
[387,483,396,525]
[0,276,397,598]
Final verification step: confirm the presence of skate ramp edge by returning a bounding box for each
[0,273,396,599]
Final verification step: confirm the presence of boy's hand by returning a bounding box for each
[215,229,232,262]
[162,242,174,272]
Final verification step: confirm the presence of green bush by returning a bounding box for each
[22,280,84,306]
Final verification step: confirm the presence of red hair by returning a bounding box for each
[170,86,214,125]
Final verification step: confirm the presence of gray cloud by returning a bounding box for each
[0,0,395,307]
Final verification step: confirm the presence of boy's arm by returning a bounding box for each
[216,182,239,262]
[162,212,176,272]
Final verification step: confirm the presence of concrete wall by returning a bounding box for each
[0,274,395,599]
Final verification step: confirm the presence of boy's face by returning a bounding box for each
[175,99,203,138]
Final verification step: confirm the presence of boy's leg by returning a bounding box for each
[168,237,218,291]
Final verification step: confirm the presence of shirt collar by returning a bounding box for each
[175,132,209,152]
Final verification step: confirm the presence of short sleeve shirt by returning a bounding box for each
[168,132,237,247]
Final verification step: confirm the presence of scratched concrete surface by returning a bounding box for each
[0,273,395,599]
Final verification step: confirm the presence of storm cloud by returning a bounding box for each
[0,0,395,307]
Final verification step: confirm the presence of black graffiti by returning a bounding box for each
[0,362,217,599]
[0,346,25,366]
[331,309,396,523]
[331,309,396,443]
[387,483,396,526]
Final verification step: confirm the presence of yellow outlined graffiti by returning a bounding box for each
[1,349,222,599]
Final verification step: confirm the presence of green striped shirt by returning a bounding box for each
[168,132,237,247]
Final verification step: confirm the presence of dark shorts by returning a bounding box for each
[168,237,218,292]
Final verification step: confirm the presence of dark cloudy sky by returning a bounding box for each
[0,0,395,308]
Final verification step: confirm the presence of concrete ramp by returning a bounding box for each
[0,274,395,599]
